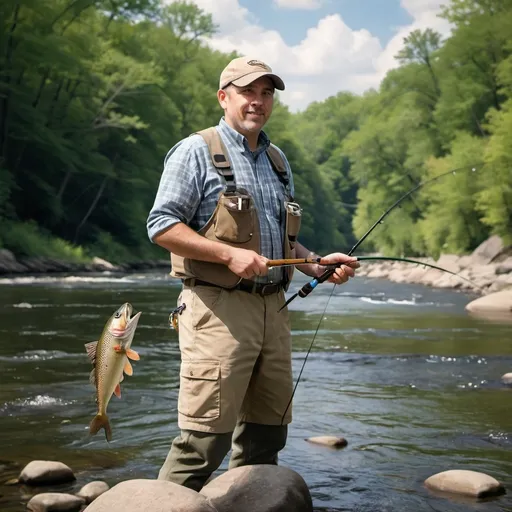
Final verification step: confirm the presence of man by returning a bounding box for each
[147,56,358,491]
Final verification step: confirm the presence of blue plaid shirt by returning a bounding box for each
[147,118,295,283]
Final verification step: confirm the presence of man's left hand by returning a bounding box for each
[317,253,359,285]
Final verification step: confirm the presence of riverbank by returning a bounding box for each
[1,236,511,294]
[356,235,512,295]
[0,249,171,275]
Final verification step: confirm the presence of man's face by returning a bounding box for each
[218,76,275,138]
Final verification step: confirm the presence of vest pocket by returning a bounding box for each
[178,361,220,419]
[214,195,255,244]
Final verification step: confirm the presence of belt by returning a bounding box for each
[183,278,282,297]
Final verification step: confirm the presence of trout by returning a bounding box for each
[85,303,141,442]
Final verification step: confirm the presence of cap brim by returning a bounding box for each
[231,72,285,91]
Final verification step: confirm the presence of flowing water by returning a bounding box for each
[0,272,511,511]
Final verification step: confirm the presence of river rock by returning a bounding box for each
[19,461,75,486]
[496,257,512,274]
[470,235,505,265]
[502,373,512,385]
[200,465,313,512]
[465,289,512,314]
[76,481,109,504]
[305,436,348,448]
[0,249,28,273]
[435,254,462,273]
[84,479,216,512]
[91,257,117,271]
[26,492,84,511]
[425,469,505,498]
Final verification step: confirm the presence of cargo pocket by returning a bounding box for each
[178,360,220,419]
[214,195,255,244]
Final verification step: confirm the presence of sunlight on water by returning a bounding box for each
[0,273,511,512]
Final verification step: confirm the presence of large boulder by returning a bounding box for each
[200,465,313,512]
[425,470,505,498]
[84,479,217,512]
[465,289,512,314]
[18,461,75,486]
[470,236,506,265]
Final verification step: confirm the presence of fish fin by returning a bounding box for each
[114,383,121,398]
[89,369,96,387]
[85,341,98,365]
[113,344,122,353]
[89,413,112,442]
[126,348,140,361]
[124,359,133,376]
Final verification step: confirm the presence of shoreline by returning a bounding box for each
[1,235,511,294]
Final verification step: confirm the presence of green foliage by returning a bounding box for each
[0,220,88,261]
[0,0,511,264]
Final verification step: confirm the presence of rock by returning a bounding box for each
[0,249,16,263]
[425,469,505,498]
[18,461,75,486]
[200,465,313,512]
[502,373,512,385]
[76,481,109,504]
[496,258,512,275]
[470,236,505,265]
[26,492,84,511]
[84,479,216,512]
[419,268,445,287]
[305,436,348,448]
[465,290,512,314]
[435,255,461,273]
[92,257,116,270]
[0,249,29,273]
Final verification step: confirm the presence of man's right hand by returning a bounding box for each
[226,248,269,280]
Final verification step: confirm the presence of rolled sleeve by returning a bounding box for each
[147,137,205,242]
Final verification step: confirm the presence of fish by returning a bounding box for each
[85,303,141,442]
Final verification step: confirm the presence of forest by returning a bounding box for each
[0,0,511,265]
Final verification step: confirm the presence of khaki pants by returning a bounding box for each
[158,284,293,489]
[176,284,293,432]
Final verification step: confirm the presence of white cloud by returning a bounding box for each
[166,0,452,111]
[273,0,323,10]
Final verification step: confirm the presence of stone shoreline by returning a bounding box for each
[0,249,170,276]
[1,236,511,295]
[356,235,512,295]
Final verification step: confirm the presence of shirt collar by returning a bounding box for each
[218,117,270,157]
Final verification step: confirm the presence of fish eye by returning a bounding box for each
[114,312,122,318]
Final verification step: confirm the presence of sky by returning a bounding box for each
[170,0,452,111]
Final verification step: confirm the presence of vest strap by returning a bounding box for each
[195,127,290,194]
[195,127,235,192]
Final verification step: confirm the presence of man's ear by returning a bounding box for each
[217,88,228,109]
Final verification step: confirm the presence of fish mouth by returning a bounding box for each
[109,305,141,337]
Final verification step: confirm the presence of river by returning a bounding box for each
[0,272,511,511]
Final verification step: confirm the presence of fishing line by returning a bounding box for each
[280,163,484,423]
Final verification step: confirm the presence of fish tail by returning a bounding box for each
[89,413,112,442]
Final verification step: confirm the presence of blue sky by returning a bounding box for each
[240,0,414,47]
[185,0,450,111]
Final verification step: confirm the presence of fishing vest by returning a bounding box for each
[170,127,302,289]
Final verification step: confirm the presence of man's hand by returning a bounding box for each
[227,248,269,280]
[317,253,359,285]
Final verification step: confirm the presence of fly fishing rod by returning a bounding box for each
[279,164,481,311]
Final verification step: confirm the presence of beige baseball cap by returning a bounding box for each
[219,56,285,91]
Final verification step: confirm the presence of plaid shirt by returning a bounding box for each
[147,118,295,283]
